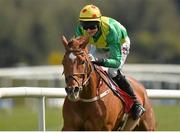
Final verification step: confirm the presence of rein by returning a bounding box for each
[79,64,111,102]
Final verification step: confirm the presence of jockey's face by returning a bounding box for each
[86,28,98,37]
[80,21,99,37]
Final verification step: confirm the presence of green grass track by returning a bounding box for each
[0,105,179,131]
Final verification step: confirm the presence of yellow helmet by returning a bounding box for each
[79,4,102,22]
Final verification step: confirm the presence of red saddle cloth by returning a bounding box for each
[111,79,134,113]
[98,68,134,113]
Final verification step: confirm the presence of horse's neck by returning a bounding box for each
[80,70,101,99]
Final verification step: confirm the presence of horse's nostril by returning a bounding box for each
[65,86,80,94]
[65,87,68,93]
[74,87,79,93]
[65,87,72,94]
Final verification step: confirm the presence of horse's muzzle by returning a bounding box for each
[65,86,81,94]
[65,86,82,102]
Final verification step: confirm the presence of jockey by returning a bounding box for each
[75,4,145,120]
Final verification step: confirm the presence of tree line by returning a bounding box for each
[0,0,179,67]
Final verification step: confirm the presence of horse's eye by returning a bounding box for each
[79,60,85,65]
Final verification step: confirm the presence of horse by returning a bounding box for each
[61,35,156,131]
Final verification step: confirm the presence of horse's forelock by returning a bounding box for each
[78,36,89,47]
[70,36,89,49]
[67,39,80,49]
[63,36,89,55]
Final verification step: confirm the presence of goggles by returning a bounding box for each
[80,21,99,30]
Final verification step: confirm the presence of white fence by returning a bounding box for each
[0,64,180,84]
[1,87,180,131]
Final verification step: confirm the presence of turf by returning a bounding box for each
[0,104,179,131]
[0,105,63,131]
[153,105,180,131]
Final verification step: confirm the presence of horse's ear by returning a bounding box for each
[61,35,68,48]
[80,36,89,49]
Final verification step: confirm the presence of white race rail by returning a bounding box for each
[0,87,66,131]
[0,87,180,131]
[0,64,180,83]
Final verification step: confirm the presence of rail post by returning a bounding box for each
[38,96,46,131]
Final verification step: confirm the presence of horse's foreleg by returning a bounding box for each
[62,117,82,131]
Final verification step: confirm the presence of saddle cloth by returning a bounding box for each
[98,67,134,113]
[108,76,134,113]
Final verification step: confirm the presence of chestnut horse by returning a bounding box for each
[61,36,156,131]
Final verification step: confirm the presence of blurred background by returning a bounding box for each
[0,0,179,67]
[0,0,180,131]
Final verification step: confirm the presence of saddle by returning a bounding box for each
[96,66,134,113]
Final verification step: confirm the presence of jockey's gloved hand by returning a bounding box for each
[92,58,105,66]
[88,54,95,61]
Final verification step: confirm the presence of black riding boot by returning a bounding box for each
[112,71,145,120]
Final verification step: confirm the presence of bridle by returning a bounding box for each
[64,49,94,94]
[63,47,110,103]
